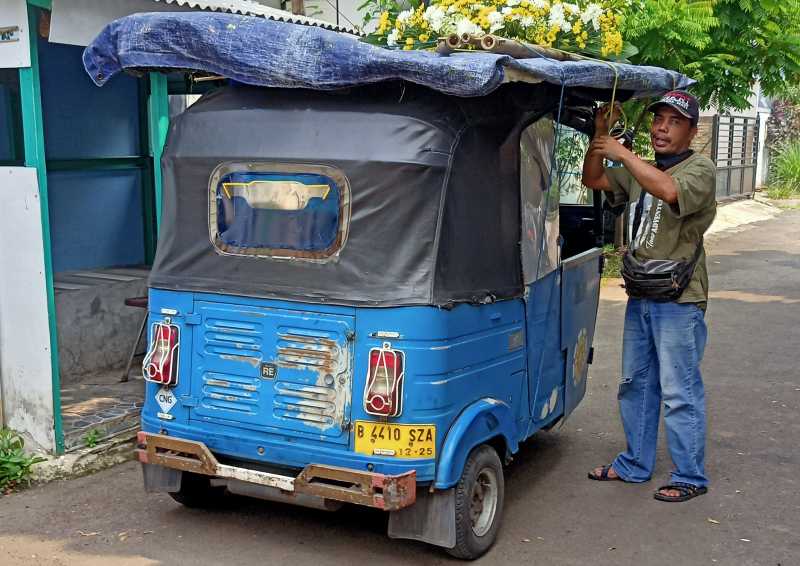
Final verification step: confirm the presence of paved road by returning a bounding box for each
[1,211,798,566]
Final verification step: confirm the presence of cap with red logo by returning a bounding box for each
[648,90,700,125]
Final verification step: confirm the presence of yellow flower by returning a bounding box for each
[419,33,430,42]
[377,11,390,34]
[403,45,413,50]
[405,37,415,46]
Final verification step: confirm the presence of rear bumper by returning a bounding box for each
[137,431,417,511]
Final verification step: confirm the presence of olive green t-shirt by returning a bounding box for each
[605,153,717,304]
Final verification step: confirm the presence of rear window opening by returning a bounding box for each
[208,162,351,260]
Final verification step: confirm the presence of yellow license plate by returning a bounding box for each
[354,421,436,459]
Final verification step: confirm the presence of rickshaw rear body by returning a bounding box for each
[136,81,601,548]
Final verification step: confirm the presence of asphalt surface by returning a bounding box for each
[1,210,798,566]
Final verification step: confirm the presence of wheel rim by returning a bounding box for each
[469,466,499,537]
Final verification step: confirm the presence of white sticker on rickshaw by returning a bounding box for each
[156,386,177,414]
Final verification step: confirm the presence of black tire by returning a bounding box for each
[447,444,505,560]
[168,472,228,509]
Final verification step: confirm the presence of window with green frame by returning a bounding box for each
[0,68,25,166]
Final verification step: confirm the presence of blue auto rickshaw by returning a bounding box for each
[83,12,692,559]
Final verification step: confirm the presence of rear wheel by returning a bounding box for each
[168,472,228,508]
[447,444,505,560]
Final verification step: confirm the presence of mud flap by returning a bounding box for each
[142,463,182,493]
[387,488,456,549]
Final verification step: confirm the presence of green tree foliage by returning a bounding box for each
[621,0,800,111]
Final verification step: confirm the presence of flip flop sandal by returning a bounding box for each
[653,482,708,502]
[588,464,622,482]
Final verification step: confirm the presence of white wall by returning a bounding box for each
[0,167,55,451]
[0,0,31,68]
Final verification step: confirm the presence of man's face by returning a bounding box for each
[650,106,697,154]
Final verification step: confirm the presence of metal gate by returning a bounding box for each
[711,115,760,199]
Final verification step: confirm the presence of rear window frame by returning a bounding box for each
[208,161,352,262]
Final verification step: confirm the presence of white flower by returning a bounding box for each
[506,0,521,6]
[396,9,413,25]
[563,3,580,14]
[423,5,447,32]
[520,15,534,26]
[455,17,481,37]
[581,3,604,31]
[531,0,547,8]
[561,20,572,32]
[488,10,505,31]
[387,28,400,46]
[548,3,566,29]
[501,6,513,15]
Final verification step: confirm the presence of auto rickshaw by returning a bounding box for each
[83,12,692,559]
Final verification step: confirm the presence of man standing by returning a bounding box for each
[581,91,716,502]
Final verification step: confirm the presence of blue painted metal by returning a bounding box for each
[434,398,520,489]
[525,270,566,428]
[143,289,529,483]
[48,169,145,271]
[561,248,603,419]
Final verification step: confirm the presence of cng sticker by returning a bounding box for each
[156,386,177,414]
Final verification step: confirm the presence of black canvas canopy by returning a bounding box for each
[152,82,583,306]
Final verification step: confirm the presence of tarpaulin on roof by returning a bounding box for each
[83,12,692,98]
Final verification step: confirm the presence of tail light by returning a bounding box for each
[364,343,405,417]
[142,321,180,386]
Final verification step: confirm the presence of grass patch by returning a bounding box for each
[766,185,800,200]
[602,244,625,278]
[0,428,45,493]
[767,141,800,199]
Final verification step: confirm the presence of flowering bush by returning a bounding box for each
[361,0,633,60]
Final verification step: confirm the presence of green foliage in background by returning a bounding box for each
[767,141,800,199]
[0,429,45,492]
[602,244,624,278]
[620,0,800,112]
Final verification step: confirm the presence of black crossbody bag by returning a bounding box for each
[621,190,702,302]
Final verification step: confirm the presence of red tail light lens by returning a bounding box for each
[143,322,180,386]
[364,343,405,417]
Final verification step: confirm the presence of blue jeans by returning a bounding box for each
[612,299,709,487]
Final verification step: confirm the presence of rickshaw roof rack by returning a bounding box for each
[83,12,693,99]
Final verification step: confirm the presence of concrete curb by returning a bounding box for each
[30,428,137,484]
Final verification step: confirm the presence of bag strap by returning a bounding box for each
[630,189,647,256]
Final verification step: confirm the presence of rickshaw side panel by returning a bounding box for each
[524,270,566,429]
[561,248,603,419]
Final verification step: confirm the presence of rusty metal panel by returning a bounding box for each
[137,432,296,491]
[295,464,416,511]
[189,302,354,442]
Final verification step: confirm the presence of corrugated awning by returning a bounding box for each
[49,0,357,47]
[152,0,358,34]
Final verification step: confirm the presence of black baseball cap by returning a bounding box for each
[648,90,700,125]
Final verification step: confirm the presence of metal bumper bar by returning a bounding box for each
[136,432,417,511]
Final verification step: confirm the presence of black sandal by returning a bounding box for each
[588,464,622,482]
[653,482,707,502]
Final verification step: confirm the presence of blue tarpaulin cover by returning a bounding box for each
[83,12,692,98]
